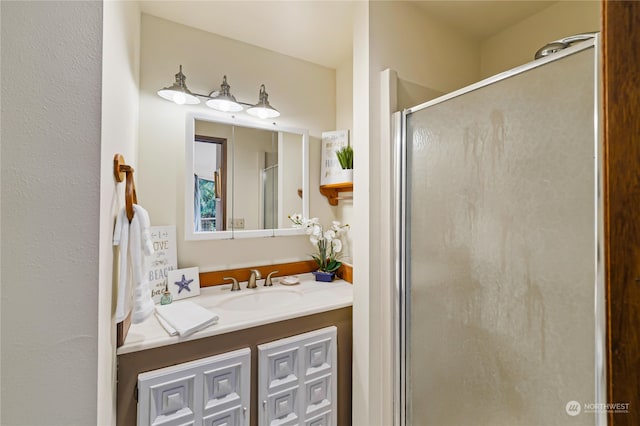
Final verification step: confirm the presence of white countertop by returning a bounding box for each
[117,273,353,355]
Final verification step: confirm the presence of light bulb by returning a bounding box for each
[205,98,243,112]
[173,92,186,105]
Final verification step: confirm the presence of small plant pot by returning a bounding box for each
[337,169,353,183]
[313,271,336,282]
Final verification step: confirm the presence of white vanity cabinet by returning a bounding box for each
[258,327,337,426]
[137,348,251,426]
[117,307,352,425]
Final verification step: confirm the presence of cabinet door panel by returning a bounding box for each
[305,411,332,426]
[203,363,244,414]
[303,375,331,417]
[265,348,299,393]
[146,375,196,426]
[258,327,336,426]
[265,386,300,426]
[202,405,244,426]
[303,339,332,379]
[138,348,250,426]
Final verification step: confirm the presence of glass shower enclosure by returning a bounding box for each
[397,37,605,425]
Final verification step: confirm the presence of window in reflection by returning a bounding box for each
[194,135,226,231]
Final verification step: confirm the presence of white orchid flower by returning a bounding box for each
[324,229,336,241]
[288,214,346,273]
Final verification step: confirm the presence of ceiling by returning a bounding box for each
[413,1,555,40]
[139,1,556,69]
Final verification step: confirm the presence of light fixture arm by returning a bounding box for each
[258,84,269,103]
[174,65,187,88]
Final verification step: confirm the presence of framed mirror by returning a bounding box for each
[185,112,309,240]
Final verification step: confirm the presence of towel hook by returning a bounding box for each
[113,153,138,222]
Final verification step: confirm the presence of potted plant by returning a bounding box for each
[289,214,349,281]
[335,143,353,183]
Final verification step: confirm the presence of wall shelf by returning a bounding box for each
[319,182,353,205]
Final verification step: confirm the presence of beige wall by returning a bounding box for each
[352,2,482,424]
[279,132,304,228]
[480,1,600,78]
[138,14,336,271]
[351,3,370,424]
[335,57,354,263]
[353,1,601,424]
[98,2,141,425]
[233,126,274,230]
[1,1,104,424]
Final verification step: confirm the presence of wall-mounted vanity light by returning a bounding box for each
[246,85,280,119]
[157,65,280,118]
[157,65,200,105]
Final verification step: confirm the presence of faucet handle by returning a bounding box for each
[265,270,279,286]
[223,276,240,291]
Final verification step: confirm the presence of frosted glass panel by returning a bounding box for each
[405,48,597,425]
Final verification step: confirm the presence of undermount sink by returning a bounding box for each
[215,288,303,311]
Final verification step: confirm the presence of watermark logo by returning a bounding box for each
[566,401,581,416]
[565,400,630,415]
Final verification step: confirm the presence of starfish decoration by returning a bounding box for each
[174,274,194,294]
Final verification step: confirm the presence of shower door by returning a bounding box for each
[398,38,605,425]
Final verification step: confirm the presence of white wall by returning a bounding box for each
[351,3,370,424]
[352,2,481,424]
[99,2,141,424]
[138,14,336,270]
[233,126,274,230]
[480,1,600,78]
[0,2,4,420]
[335,57,354,263]
[353,2,601,424]
[279,132,303,228]
[193,143,218,179]
[1,2,103,424]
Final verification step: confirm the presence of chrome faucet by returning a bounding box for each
[247,269,261,289]
[264,270,279,286]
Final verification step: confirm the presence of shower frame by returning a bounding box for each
[394,36,606,426]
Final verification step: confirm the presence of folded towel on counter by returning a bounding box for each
[155,301,219,337]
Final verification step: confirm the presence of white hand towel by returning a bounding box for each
[155,312,178,336]
[113,204,155,324]
[130,205,154,324]
[113,208,131,323]
[155,301,219,337]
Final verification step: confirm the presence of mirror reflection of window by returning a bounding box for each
[195,176,216,231]
[187,115,309,240]
[194,135,226,232]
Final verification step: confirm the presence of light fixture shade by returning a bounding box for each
[205,75,243,112]
[157,65,200,105]
[247,84,280,119]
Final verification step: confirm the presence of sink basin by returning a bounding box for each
[215,288,303,311]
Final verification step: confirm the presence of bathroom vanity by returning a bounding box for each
[116,274,353,425]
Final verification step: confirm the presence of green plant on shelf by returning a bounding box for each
[335,143,353,170]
